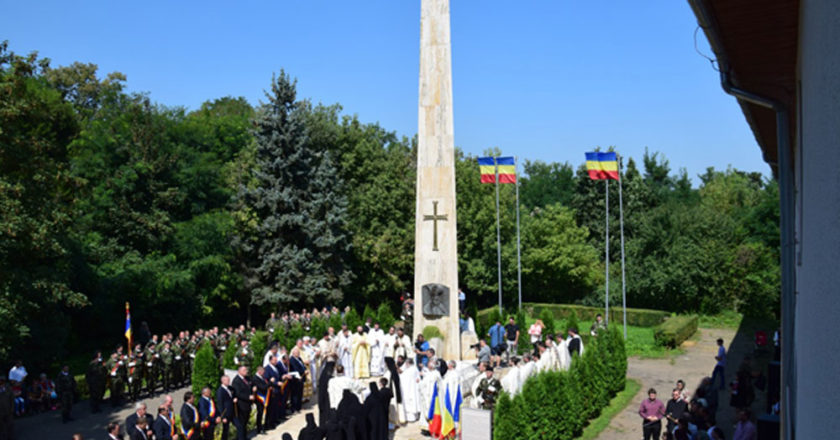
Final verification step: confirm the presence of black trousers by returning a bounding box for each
[643,420,661,440]
[290,380,303,412]
[201,424,215,440]
[233,412,249,440]
[254,402,264,432]
[219,421,230,440]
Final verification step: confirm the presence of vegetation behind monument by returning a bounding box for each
[0,43,780,370]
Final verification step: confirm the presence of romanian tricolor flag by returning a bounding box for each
[427,382,442,437]
[441,386,455,438]
[124,302,132,349]
[585,152,620,180]
[478,156,517,184]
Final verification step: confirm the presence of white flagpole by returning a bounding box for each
[515,156,522,311]
[605,178,610,325]
[618,156,628,340]
[495,158,503,314]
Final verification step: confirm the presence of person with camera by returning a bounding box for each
[487,320,506,368]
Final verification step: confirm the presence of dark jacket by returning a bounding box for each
[153,414,174,439]
[180,403,199,437]
[231,375,252,415]
[216,384,234,422]
[198,395,217,427]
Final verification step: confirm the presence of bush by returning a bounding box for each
[222,338,237,369]
[523,303,669,327]
[192,342,222,397]
[328,313,343,333]
[422,325,443,341]
[376,303,395,329]
[249,331,268,367]
[363,305,376,323]
[494,327,627,440]
[539,308,556,337]
[310,316,328,341]
[564,310,580,336]
[343,308,363,330]
[653,315,698,348]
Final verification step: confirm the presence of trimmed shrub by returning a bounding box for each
[249,331,268,367]
[422,325,443,341]
[654,315,698,348]
[376,303,396,329]
[524,302,668,327]
[494,326,627,439]
[192,342,221,397]
[343,308,363,330]
[310,316,328,341]
[328,312,343,332]
[362,305,376,323]
[539,308,556,338]
[515,308,528,354]
[222,338,237,369]
[564,310,580,336]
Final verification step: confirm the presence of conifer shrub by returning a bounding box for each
[310,316,327,341]
[250,331,268,367]
[343,307,363,330]
[192,342,221,397]
[653,315,698,348]
[565,310,580,336]
[539,308,556,337]
[328,312,343,333]
[493,325,627,439]
[223,338,237,369]
[376,303,396,329]
[422,325,443,341]
[363,305,376,323]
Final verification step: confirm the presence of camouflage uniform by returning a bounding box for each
[476,376,503,410]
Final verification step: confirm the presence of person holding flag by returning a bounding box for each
[198,387,220,440]
[252,366,271,434]
[180,391,199,440]
[426,382,442,438]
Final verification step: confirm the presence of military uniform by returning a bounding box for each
[85,356,107,413]
[128,347,144,402]
[56,371,76,422]
[476,376,503,410]
[160,345,174,392]
[106,353,127,407]
[234,344,254,371]
[144,342,160,395]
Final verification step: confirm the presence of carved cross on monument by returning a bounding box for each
[423,200,448,251]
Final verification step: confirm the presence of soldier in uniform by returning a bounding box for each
[144,341,160,395]
[106,347,127,407]
[185,334,198,385]
[160,341,174,392]
[128,344,144,402]
[56,365,76,423]
[234,339,253,371]
[476,367,502,410]
[85,350,107,413]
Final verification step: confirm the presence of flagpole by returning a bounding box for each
[515,156,522,311]
[617,155,628,340]
[605,179,610,326]
[495,157,503,314]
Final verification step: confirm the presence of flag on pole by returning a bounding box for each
[427,382,442,437]
[124,302,132,349]
[477,156,517,184]
[585,152,620,180]
[441,386,455,438]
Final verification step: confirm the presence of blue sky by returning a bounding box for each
[2,1,768,182]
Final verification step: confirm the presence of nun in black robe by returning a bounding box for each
[324,409,346,440]
[318,360,336,426]
[298,412,327,440]
[337,389,367,440]
[363,382,388,440]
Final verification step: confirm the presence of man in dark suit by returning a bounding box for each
[288,348,307,413]
[198,386,220,440]
[216,375,234,440]
[180,391,199,440]
[264,354,290,429]
[153,405,176,440]
[231,365,253,440]
[130,417,150,440]
[106,422,122,440]
[125,402,154,439]
[252,366,270,434]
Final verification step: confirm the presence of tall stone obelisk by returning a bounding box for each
[413,0,460,360]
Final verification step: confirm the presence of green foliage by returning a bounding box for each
[249,331,268,368]
[343,308,362,331]
[328,313,343,333]
[192,342,222,397]
[233,71,352,308]
[310,316,328,340]
[421,325,443,341]
[565,311,580,335]
[223,339,237,369]
[539,308,556,337]
[494,327,627,439]
[376,303,396,329]
[362,305,376,323]
[525,303,669,327]
[578,379,642,440]
[654,316,698,348]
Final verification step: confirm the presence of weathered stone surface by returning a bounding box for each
[428,337,444,359]
[413,0,461,360]
[461,331,479,360]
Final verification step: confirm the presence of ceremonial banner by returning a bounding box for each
[585,151,620,180]
[477,156,517,184]
[427,382,442,437]
[125,302,132,349]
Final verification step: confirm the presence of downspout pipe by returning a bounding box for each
[687,1,796,439]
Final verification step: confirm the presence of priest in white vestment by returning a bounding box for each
[351,327,371,379]
[382,327,397,359]
[419,362,442,422]
[501,359,521,396]
[394,328,412,361]
[338,329,354,379]
[399,358,422,423]
[368,324,386,376]
[328,364,354,409]
[536,343,554,372]
[518,355,537,391]
[554,335,571,370]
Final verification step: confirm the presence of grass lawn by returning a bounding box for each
[577,378,642,440]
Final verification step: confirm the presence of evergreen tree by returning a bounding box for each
[192,342,221,397]
[234,71,353,308]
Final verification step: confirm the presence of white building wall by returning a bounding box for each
[795,0,840,438]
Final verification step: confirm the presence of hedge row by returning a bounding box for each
[494,326,627,439]
[476,303,669,330]
[653,315,698,348]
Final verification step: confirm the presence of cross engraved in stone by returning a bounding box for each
[423,200,448,251]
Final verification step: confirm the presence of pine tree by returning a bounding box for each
[234,71,353,308]
[192,342,222,397]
